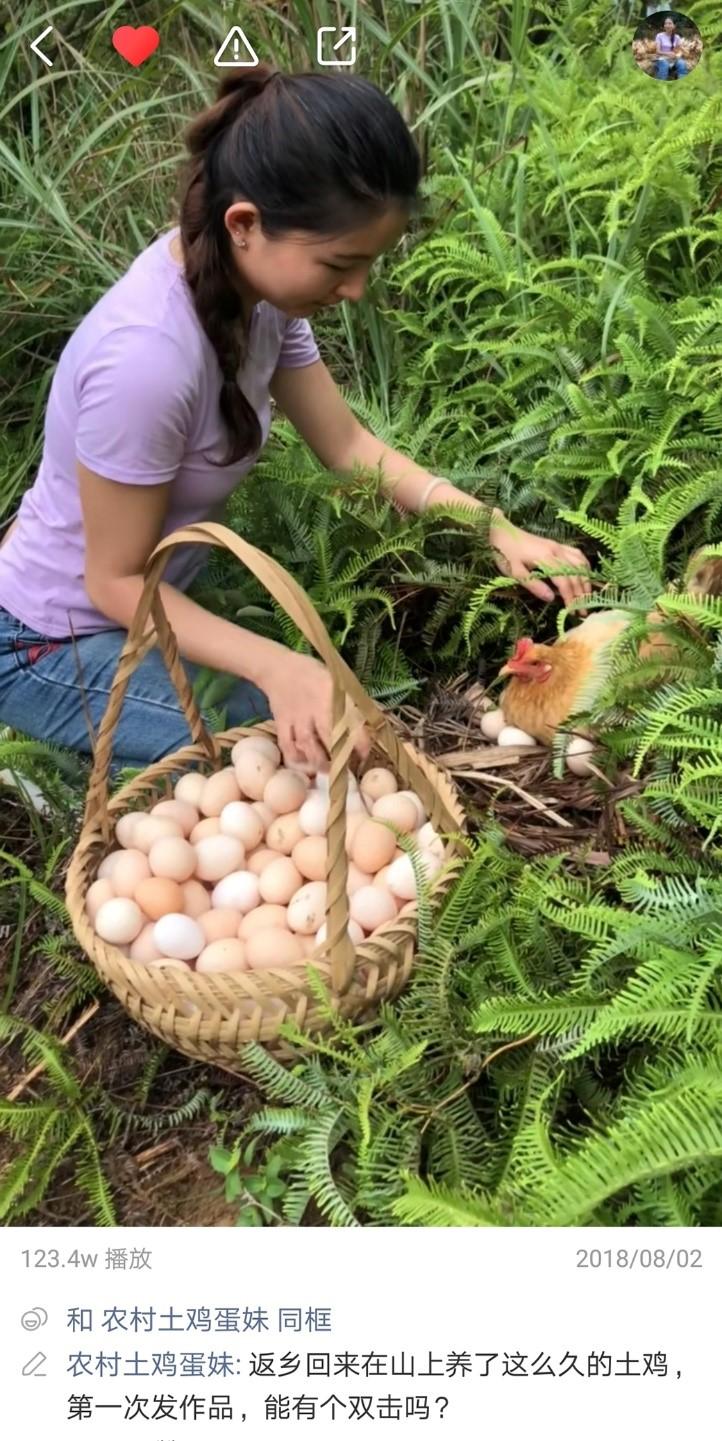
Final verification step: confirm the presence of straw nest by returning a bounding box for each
[394,675,643,865]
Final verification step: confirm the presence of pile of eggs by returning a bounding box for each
[86,735,446,976]
[479,708,596,776]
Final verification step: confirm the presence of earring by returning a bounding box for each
[233,234,247,249]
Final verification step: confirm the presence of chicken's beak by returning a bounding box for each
[500,637,535,678]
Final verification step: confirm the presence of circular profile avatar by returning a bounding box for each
[632,11,703,80]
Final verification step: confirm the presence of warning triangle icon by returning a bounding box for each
[214,26,259,67]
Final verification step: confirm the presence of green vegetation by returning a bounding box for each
[1,1,722,1226]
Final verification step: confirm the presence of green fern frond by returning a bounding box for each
[392,1175,500,1227]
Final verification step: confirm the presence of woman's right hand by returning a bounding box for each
[263,650,370,774]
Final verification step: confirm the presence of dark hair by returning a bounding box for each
[178,65,423,466]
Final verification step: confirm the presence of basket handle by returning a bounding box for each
[80,522,439,994]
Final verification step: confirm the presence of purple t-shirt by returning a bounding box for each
[0,227,320,636]
[656,31,682,51]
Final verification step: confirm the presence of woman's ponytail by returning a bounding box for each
[184,64,279,157]
[179,67,280,467]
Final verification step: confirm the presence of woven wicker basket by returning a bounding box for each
[65,522,466,1075]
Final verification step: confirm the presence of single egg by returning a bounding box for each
[239,903,289,939]
[373,864,394,889]
[264,768,308,815]
[97,849,125,881]
[246,846,281,876]
[135,876,185,921]
[234,749,277,801]
[219,800,264,850]
[181,878,212,918]
[566,734,597,776]
[287,881,327,935]
[196,938,247,973]
[153,913,205,961]
[351,818,397,875]
[198,908,243,944]
[151,798,199,837]
[315,918,365,946]
[245,928,305,969]
[232,733,280,768]
[110,848,151,898]
[417,821,445,859]
[298,791,329,837]
[349,885,398,933]
[194,834,245,883]
[174,771,208,808]
[344,813,365,856]
[259,857,303,905]
[386,851,442,901]
[346,861,372,896]
[266,810,305,855]
[292,834,327,882]
[200,768,242,817]
[115,812,143,849]
[190,816,221,843]
[86,877,115,922]
[211,870,261,913]
[480,708,506,741]
[95,897,144,945]
[498,725,537,748]
[133,815,184,853]
[371,794,419,835]
[148,836,197,883]
[129,922,164,963]
[360,767,398,803]
[397,789,427,826]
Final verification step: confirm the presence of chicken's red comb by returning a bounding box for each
[511,637,535,660]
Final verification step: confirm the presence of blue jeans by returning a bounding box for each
[656,57,688,78]
[0,604,271,776]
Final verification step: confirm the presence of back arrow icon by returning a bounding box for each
[30,25,54,67]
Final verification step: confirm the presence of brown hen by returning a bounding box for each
[498,610,674,743]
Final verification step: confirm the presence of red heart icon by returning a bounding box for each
[112,25,160,67]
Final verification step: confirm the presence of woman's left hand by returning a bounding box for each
[489,512,591,609]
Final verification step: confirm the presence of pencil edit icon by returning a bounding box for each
[21,1351,47,1376]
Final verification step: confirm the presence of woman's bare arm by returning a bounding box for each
[78,461,291,689]
[77,462,368,769]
